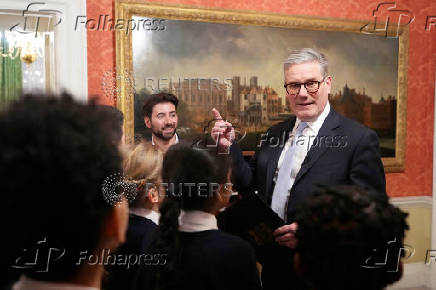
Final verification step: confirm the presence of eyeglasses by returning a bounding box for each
[284,77,326,95]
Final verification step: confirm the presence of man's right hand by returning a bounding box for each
[273,222,298,249]
[211,108,235,150]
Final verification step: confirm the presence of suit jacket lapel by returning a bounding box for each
[293,110,341,187]
[266,145,283,197]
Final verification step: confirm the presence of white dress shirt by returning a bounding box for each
[151,133,179,146]
[178,210,218,232]
[129,208,160,225]
[13,276,99,290]
[271,103,330,218]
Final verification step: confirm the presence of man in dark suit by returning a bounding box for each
[211,48,386,289]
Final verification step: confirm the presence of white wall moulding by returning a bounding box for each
[391,196,433,208]
[391,196,432,264]
[0,0,88,101]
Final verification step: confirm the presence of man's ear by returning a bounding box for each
[144,116,151,129]
[102,199,129,248]
[148,187,159,204]
[325,75,332,94]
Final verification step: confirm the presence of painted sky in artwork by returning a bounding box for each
[132,17,398,103]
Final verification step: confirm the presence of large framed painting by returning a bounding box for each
[115,0,408,172]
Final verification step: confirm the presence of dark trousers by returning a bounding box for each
[259,244,308,290]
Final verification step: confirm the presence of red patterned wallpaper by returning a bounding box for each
[86,0,436,197]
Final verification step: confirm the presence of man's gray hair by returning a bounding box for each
[284,48,328,77]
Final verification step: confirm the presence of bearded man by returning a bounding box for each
[143,92,179,152]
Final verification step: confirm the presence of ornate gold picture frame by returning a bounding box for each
[115,0,408,172]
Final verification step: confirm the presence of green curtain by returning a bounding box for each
[0,31,22,109]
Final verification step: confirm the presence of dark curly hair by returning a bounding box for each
[294,185,409,290]
[95,105,124,143]
[0,93,122,282]
[155,144,231,290]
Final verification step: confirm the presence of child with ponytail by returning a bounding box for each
[151,144,261,290]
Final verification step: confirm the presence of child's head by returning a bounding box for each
[155,144,232,290]
[294,185,409,290]
[161,144,232,214]
[1,94,128,282]
[124,141,163,210]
